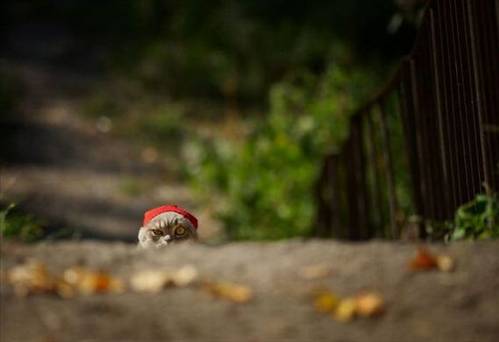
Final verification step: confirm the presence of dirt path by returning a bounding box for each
[0,33,219,242]
[2,240,499,342]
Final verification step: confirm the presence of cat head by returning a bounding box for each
[138,205,198,249]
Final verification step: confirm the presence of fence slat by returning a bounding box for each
[315,0,499,240]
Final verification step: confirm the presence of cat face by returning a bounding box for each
[138,212,197,248]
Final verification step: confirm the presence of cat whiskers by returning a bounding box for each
[156,239,168,247]
[156,234,171,247]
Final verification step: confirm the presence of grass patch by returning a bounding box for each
[0,203,45,242]
[426,193,499,241]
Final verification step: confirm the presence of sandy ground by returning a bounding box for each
[1,240,499,342]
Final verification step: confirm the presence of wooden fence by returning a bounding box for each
[315,0,499,240]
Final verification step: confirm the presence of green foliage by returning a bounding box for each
[426,193,499,241]
[91,0,409,103]
[133,106,185,147]
[449,194,499,241]
[135,42,240,98]
[82,92,125,119]
[0,204,44,242]
[81,83,188,155]
[186,64,376,240]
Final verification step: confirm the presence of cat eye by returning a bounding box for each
[151,229,163,236]
[174,227,186,236]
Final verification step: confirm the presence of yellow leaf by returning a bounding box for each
[7,259,56,296]
[436,255,455,272]
[300,264,333,280]
[130,271,171,293]
[171,265,199,287]
[355,292,384,317]
[313,291,339,313]
[63,266,124,295]
[130,266,199,293]
[203,281,253,303]
[333,298,357,322]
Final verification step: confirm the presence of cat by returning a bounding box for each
[138,205,198,248]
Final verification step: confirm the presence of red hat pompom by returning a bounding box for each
[143,205,198,229]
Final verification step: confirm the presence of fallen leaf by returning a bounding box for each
[355,292,384,317]
[312,288,386,323]
[313,290,339,313]
[130,270,170,293]
[56,280,76,299]
[8,262,125,297]
[409,247,438,271]
[62,266,84,284]
[7,259,56,296]
[409,247,456,273]
[171,265,199,287]
[436,255,455,272]
[63,266,124,295]
[333,298,357,322]
[300,264,333,280]
[203,281,253,303]
[80,271,124,295]
[130,266,199,293]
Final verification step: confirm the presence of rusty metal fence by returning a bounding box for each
[315,0,499,240]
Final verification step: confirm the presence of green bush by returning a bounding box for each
[449,193,499,241]
[186,64,376,240]
[426,193,499,241]
[0,204,44,242]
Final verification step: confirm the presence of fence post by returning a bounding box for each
[314,0,498,240]
[377,99,400,239]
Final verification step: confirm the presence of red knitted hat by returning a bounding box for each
[143,205,198,229]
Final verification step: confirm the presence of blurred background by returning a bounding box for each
[0,0,422,243]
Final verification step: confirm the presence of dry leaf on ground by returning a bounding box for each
[355,292,384,317]
[312,289,385,323]
[313,290,339,313]
[8,261,199,296]
[6,260,125,298]
[172,265,199,287]
[129,265,198,293]
[7,259,57,296]
[333,298,357,322]
[409,247,455,272]
[436,255,455,272]
[299,264,334,280]
[130,271,171,293]
[130,265,198,292]
[409,247,438,270]
[63,266,124,295]
[202,281,253,303]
